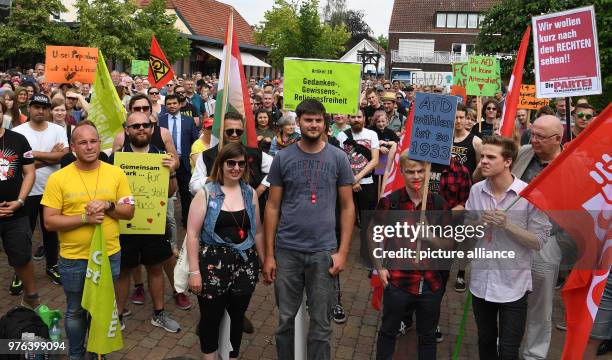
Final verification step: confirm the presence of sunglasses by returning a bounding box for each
[225,128,244,137]
[576,112,593,120]
[132,105,151,112]
[175,91,185,95]
[127,122,153,130]
[149,92,159,95]
[486,107,497,111]
[67,97,78,100]
[226,160,246,169]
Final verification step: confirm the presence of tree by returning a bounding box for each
[75,0,138,63]
[255,0,350,69]
[322,0,346,26]
[0,0,74,62]
[477,0,610,110]
[376,35,388,51]
[342,10,372,49]
[133,0,191,63]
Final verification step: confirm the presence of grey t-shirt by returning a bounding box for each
[267,143,354,252]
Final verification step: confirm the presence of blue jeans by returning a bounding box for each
[58,252,121,360]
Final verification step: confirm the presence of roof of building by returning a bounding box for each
[136,0,256,45]
[389,0,500,33]
[341,38,386,60]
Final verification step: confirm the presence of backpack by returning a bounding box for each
[0,306,49,360]
[342,129,373,177]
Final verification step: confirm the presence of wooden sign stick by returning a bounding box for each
[415,161,431,263]
[477,96,482,134]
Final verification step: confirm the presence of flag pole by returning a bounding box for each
[218,10,234,150]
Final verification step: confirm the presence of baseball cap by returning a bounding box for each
[29,93,51,107]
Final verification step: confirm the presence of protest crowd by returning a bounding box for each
[0,10,610,360]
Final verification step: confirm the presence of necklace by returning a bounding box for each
[302,143,325,204]
[222,191,247,240]
[75,162,100,201]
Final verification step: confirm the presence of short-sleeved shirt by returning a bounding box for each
[0,129,34,221]
[41,161,133,259]
[336,128,380,185]
[267,143,354,252]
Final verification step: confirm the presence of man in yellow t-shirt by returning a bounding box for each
[42,121,134,359]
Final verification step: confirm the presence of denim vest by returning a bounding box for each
[200,180,257,260]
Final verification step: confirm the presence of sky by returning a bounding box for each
[217,0,394,37]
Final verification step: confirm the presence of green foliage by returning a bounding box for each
[376,35,388,51]
[0,0,74,61]
[477,0,610,110]
[133,0,191,63]
[255,0,350,69]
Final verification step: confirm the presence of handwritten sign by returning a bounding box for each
[410,72,453,87]
[284,58,361,115]
[452,63,468,87]
[466,56,501,96]
[518,85,550,110]
[113,152,169,235]
[409,92,456,165]
[532,6,601,98]
[131,60,149,76]
[45,46,98,84]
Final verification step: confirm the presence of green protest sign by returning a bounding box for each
[452,62,467,87]
[131,60,148,76]
[466,56,501,96]
[283,58,361,115]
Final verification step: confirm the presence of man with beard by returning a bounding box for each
[381,92,405,135]
[336,110,379,268]
[173,85,200,127]
[263,99,355,360]
[109,112,181,333]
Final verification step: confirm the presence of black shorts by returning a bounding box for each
[119,234,172,268]
[0,216,32,267]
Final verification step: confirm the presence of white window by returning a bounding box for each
[446,13,457,28]
[398,39,435,57]
[436,13,446,28]
[457,14,467,28]
[468,14,478,28]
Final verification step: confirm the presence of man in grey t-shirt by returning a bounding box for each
[263,99,355,360]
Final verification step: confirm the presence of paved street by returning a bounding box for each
[0,220,575,359]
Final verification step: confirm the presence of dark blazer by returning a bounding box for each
[158,112,199,172]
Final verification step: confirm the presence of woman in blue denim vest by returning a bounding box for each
[185,142,265,360]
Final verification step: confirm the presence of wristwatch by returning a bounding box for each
[106,201,116,212]
[16,198,25,207]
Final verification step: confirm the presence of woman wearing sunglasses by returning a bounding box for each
[473,98,499,138]
[186,142,264,360]
[148,86,164,115]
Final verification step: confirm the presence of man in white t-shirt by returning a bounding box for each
[13,94,68,286]
[336,109,379,268]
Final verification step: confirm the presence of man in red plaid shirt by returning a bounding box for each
[373,153,450,360]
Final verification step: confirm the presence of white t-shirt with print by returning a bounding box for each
[336,128,380,184]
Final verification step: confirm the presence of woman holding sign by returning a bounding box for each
[186,142,265,360]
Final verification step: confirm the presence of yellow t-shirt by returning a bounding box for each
[190,139,207,169]
[41,162,133,259]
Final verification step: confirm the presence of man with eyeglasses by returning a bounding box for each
[109,111,181,333]
[173,85,200,127]
[159,94,199,228]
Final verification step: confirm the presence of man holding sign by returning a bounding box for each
[110,112,181,333]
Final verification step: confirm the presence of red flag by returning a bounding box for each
[499,25,531,137]
[381,108,414,197]
[148,35,175,89]
[520,103,612,359]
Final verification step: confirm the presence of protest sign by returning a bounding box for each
[283,58,361,115]
[518,85,550,110]
[410,72,453,87]
[452,63,468,87]
[113,152,169,235]
[45,46,98,83]
[451,85,467,104]
[466,56,501,96]
[131,60,149,76]
[408,92,456,165]
[532,5,601,98]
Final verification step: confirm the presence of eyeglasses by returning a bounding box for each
[226,160,246,169]
[225,128,244,137]
[127,122,153,130]
[175,91,185,95]
[384,87,391,90]
[576,112,593,120]
[486,107,497,111]
[149,92,159,95]
[132,105,151,112]
[167,83,175,87]
[67,97,78,101]
[530,132,558,142]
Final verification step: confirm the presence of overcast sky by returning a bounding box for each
[218,0,394,37]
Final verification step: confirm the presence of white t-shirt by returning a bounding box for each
[336,128,380,184]
[13,122,69,196]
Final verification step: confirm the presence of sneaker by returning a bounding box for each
[151,310,181,333]
[9,274,23,296]
[122,309,132,318]
[33,246,45,261]
[333,304,347,324]
[555,276,565,290]
[46,265,62,285]
[173,292,192,310]
[243,316,254,334]
[454,276,466,292]
[130,285,145,305]
[435,326,444,343]
[120,318,125,331]
[556,321,566,331]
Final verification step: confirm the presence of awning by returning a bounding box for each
[197,46,271,68]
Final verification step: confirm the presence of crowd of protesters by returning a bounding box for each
[0,62,609,360]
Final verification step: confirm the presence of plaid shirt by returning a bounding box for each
[438,157,473,209]
[375,188,449,296]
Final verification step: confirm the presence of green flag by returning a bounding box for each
[88,50,126,149]
[81,225,123,354]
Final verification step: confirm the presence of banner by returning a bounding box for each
[452,63,468,87]
[113,152,169,235]
[410,72,453,87]
[131,60,148,76]
[408,92,456,165]
[283,58,361,115]
[88,50,125,149]
[45,46,98,84]
[81,225,123,354]
[518,85,550,110]
[532,6,602,98]
[466,55,501,96]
